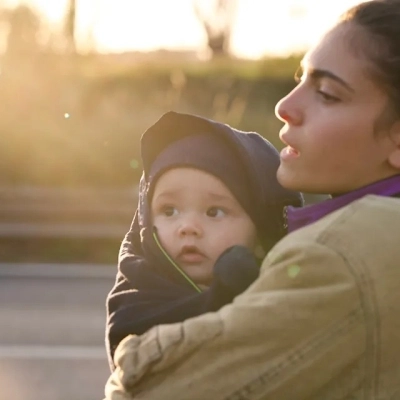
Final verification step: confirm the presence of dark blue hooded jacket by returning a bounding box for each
[105,111,303,371]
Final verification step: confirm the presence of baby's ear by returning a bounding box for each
[388,120,400,170]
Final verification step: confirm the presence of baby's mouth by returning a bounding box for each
[177,246,206,264]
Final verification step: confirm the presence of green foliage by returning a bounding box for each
[0,54,302,188]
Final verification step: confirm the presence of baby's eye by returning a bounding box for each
[162,206,178,217]
[206,207,226,218]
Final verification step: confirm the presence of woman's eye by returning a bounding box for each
[317,90,339,103]
[206,207,225,218]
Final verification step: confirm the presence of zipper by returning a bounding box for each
[152,231,203,293]
[283,206,288,233]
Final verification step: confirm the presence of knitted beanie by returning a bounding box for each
[147,133,253,219]
[139,111,304,252]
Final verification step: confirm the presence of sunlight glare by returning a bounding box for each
[18,0,367,58]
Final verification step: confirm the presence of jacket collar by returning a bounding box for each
[286,174,400,233]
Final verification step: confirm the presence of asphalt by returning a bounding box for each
[0,263,117,400]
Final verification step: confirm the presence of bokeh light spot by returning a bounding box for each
[287,264,301,278]
[130,159,139,169]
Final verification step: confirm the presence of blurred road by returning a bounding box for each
[0,263,117,400]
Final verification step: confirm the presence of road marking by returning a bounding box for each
[0,263,116,279]
[0,345,106,360]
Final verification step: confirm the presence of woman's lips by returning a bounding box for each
[280,145,300,161]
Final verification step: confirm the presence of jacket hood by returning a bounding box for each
[137,111,303,252]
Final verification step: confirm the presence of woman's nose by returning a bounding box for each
[275,89,303,126]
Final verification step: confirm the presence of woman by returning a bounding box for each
[104,1,400,399]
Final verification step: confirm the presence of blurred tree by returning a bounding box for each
[0,5,44,188]
[64,0,76,54]
[193,0,237,58]
[2,4,41,60]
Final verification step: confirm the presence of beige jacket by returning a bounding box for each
[104,195,400,400]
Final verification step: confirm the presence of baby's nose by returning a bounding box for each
[178,215,203,237]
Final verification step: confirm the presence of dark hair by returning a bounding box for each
[338,0,400,118]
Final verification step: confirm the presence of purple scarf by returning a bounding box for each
[287,175,400,233]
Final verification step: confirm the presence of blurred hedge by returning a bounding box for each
[0,53,301,188]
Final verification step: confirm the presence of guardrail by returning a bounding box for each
[0,186,138,239]
[0,187,327,240]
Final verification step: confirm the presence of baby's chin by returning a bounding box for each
[180,264,213,288]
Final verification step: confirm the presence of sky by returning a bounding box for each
[5,0,365,58]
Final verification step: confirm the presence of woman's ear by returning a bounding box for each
[388,120,400,169]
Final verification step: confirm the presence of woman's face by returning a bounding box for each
[275,25,400,195]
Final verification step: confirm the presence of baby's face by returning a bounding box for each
[150,167,257,287]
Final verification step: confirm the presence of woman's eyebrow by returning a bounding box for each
[307,67,355,93]
[299,59,355,93]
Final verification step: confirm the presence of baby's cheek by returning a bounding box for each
[154,224,171,250]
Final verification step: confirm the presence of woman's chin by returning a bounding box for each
[277,166,302,191]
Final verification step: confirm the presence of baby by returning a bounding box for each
[105,111,303,370]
